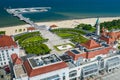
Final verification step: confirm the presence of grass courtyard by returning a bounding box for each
[51,28,88,43]
[14,31,50,55]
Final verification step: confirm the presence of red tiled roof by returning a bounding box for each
[50,24,57,28]
[27,27,36,31]
[0,35,17,48]
[11,54,18,60]
[81,39,101,49]
[101,30,120,40]
[67,51,87,60]
[108,32,116,38]
[87,46,113,58]
[23,60,68,77]
[100,36,115,44]
[11,54,22,65]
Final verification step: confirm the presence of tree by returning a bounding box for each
[0,31,5,35]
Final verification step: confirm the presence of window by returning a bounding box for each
[0,59,2,61]
[12,48,14,51]
[69,70,77,77]
[23,29,26,31]
[1,50,4,54]
[41,75,60,80]
[6,50,8,52]
[63,73,65,80]
[7,55,9,57]
[2,53,4,56]
[4,62,6,64]
[84,69,98,75]
[19,29,22,32]
[3,58,5,60]
[1,63,3,65]
[15,29,17,33]
[7,52,9,56]
[3,55,5,58]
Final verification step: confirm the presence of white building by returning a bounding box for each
[13,54,69,80]
[0,35,19,67]
[12,50,120,80]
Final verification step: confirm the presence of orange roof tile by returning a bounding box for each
[27,27,35,31]
[108,32,116,38]
[0,35,17,48]
[81,39,101,49]
[11,54,18,59]
[11,54,22,65]
[100,36,115,44]
[87,46,113,58]
[50,24,57,28]
[24,60,68,77]
[67,51,87,60]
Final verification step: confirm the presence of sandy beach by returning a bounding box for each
[0,17,120,35]
[36,17,120,28]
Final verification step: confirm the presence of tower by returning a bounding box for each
[95,18,100,36]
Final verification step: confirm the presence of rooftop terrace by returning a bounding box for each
[28,54,62,69]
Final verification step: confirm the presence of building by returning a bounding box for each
[67,39,113,62]
[0,35,19,67]
[13,54,69,80]
[12,51,120,80]
[27,27,36,32]
[11,18,120,80]
[101,27,120,44]
[0,25,37,36]
[0,26,28,35]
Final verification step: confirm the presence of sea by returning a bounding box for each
[0,0,120,27]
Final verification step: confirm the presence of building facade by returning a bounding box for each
[0,35,19,67]
[12,50,120,80]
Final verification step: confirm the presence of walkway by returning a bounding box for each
[37,26,72,54]
[102,69,120,80]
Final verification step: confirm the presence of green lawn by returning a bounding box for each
[22,36,44,43]
[51,28,88,43]
[14,31,50,55]
[24,43,50,55]
[57,33,74,38]
[71,35,88,43]
[14,31,40,41]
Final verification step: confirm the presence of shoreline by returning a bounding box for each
[1,16,120,28]
[0,16,120,35]
[36,16,120,28]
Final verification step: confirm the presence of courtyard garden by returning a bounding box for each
[51,28,88,43]
[14,31,50,55]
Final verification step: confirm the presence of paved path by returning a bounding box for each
[102,69,120,80]
[38,27,72,54]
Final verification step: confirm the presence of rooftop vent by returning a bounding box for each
[35,59,44,66]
